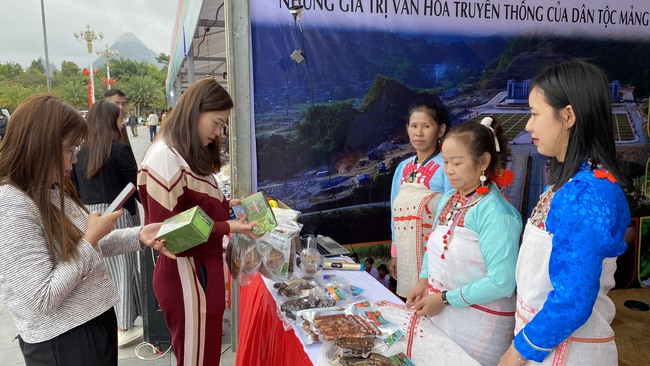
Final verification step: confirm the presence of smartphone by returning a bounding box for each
[102,182,136,216]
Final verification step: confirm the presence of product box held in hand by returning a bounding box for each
[156,206,214,254]
[238,192,278,236]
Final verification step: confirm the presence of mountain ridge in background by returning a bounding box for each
[93,32,162,68]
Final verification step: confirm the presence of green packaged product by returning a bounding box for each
[156,206,214,254]
[240,191,277,236]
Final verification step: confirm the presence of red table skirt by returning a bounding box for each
[236,273,313,366]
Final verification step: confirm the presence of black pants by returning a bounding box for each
[19,308,118,366]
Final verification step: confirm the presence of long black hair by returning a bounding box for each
[532,60,621,190]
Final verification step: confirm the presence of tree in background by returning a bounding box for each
[0,55,169,112]
[122,74,165,117]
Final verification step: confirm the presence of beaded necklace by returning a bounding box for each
[437,190,484,259]
[406,151,437,183]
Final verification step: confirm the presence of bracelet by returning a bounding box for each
[511,344,526,365]
[440,290,450,305]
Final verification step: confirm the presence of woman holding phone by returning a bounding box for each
[71,101,144,346]
[0,94,172,365]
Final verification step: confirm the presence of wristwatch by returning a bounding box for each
[441,290,450,305]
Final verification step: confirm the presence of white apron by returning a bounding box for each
[515,222,619,365]
[376,301,481,366]
[427,225,516,366]
[393,183,441,297]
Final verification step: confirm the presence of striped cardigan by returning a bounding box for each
[0,184,142,343]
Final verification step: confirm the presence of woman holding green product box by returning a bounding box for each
[138,77,258,366]
[0,94,171,365]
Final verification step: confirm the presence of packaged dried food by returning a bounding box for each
[280,295,336,320]
[329,337,375,358]
[388,352,417,366]
[225,233,262,285]
[274,279,317,298]
[297,308,381,342]
[339,353,395,366]
[324,281,347,301]
[299,237,323,279]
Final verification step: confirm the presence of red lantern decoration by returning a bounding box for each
[102,77,107,84]
[82,68,89,76]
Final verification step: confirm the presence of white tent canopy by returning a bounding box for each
[166,0,227,100]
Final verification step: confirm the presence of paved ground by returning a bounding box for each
[0,126,236,365]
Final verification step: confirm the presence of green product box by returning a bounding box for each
[241,192,277,236]
[156,206,214,254]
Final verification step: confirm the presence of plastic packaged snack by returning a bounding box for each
[299,241,323,280]
[297,308,382,343]
[225,233,262,285]
[339,353,395,366]
[389,352,417,366]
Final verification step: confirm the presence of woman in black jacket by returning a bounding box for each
[71,101,143,347]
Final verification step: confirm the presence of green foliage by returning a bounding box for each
[0,83,33,109]
[352,244,391,263]
[0,54,169,112]
[296,101,355,159]
[358,75,405,112]
[0,62,24,82]
[122,75,165,115]
[28,58,46,74]
[59,61,81,78]
[55,79,88,109]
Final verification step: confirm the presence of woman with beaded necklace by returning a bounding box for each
[390,99,452,298]
[498,61,630,366]
[406,116,522,366]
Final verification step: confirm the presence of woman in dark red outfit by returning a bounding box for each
[138,78,256,365]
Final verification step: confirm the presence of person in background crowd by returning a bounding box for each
[0,94,171,366]
[146,110,159,142]
[498,60,630,366]
[104,89,131,146]
[390,99,452,298]
[364,257,378,278]
[71,101,143,347]
[349,252,359,263]
[407,117,522,366]
[388,276,398,295]
[104,89,140,226]
[138,78,257,366]
[127,113,139,137]
[0,111,8,140]
[376,263,390,288]
[160,107,172,130]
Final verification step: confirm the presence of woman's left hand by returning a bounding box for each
[497,344,526,366]
[139,223,176,259]
[229,198,242,207]
[413,293,445,317]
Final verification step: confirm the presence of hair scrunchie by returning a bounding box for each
[480,117,500,152]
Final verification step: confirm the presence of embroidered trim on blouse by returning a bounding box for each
[522,328,554,352]
[529,187,556,230]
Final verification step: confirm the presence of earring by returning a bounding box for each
[477,171,489,194]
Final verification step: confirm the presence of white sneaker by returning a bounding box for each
[117,325,143,347]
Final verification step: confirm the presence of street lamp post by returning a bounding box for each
[97,44,118,90]
[74,25,103,104]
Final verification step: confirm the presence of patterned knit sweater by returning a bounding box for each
[137,140,230,257]
[0,184,142,343]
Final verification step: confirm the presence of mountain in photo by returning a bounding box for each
[93,32,162,68]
